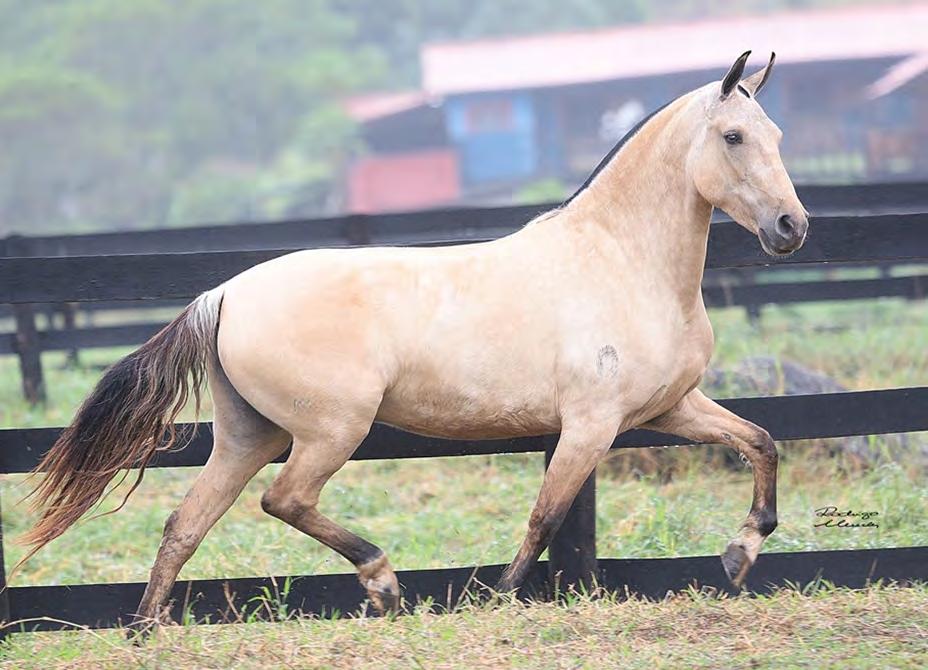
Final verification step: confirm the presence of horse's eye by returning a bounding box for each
[724,131,743,145]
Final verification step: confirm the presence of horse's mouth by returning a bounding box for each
[758,228,802,257]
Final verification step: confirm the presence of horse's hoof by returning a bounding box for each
[721,542,752,589]
[125,620,157,646]
[368,586,401,615]
[493,576,518,597]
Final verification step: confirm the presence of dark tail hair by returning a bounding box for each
[18,288,224,564]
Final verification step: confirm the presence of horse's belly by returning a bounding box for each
[376,374,560,440]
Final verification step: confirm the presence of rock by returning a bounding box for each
[702,356,847,397]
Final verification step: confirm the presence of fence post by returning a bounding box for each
[12,304,45,405]
[6,235,46,404]
[10,302,45,408]
[545,439,597,595]
[0,494,10,639]
[61,302,80,367]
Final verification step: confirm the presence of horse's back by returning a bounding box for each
[214,237,563,438]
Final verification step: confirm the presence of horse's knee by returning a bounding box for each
[752,428,777,457]
[259,488,279,517]
[261,485,316,524]
[260,489,308,521]
[739,426,777,467]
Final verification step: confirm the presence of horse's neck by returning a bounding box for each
[564,96,713,306]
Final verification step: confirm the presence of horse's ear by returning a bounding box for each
[742,52,776,97]
[720,50,751,100]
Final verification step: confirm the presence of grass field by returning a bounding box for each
[2,584,926,669]
[1,299,926,667]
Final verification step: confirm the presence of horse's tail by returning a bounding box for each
[18,287,225,562]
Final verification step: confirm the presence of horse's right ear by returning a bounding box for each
[720,51,751,100]
[742,52,776,97]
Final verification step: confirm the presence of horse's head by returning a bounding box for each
[689,51,808,256]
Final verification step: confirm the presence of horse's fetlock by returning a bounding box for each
[756,509,778,537]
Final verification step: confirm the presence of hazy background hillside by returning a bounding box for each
[0,0,912,234]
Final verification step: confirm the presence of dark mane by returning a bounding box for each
[562,99,672,206]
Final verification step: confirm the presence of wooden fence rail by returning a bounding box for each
[3,215,927,306]
[3,181,927,260]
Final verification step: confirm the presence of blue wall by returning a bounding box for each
[445,92,538,185]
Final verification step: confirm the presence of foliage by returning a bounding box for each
[0,0,890,234]
[515,178,568,204]
[0,0,382,234]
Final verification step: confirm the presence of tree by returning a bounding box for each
[0,0,383,233]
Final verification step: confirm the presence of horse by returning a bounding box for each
[22,51,808,630]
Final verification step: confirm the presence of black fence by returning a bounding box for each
[1,187,927,636]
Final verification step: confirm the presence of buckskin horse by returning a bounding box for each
[22,51,808,630]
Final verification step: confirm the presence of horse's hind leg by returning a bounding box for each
[643,388,778,589]
[260,420,400,614]
[132,361,290,634]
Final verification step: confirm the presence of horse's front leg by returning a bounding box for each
[496,417,619,594]
[643,388,778,588]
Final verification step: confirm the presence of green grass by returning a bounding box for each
[2,583,926,669]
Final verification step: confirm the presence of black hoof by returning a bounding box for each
[721,542,752,589]
[369,587,401,615]
[125,619,157,646]
[493,580,515,596]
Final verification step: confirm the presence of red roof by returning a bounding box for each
[421,4,928,96]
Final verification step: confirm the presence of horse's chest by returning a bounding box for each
[571,308,713,417]
[630,313,714,414]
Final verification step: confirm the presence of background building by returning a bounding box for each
[345,4,928,212]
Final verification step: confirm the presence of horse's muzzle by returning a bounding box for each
[759,212,808,256]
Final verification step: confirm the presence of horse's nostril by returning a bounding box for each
[775,214,795,238]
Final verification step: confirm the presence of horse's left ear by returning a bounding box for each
[742,52,776,97]
[720,50,751,99]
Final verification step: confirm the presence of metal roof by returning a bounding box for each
[421,4,928,96]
